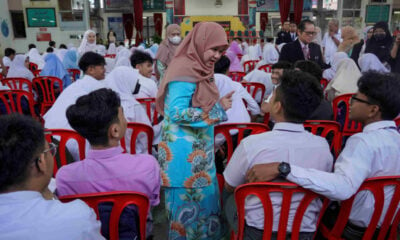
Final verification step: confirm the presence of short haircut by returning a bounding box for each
[28,44,36,50]
[329,19,339,27]
[357,71,400,120]
[46,47,54,53]
[214,55,231,74]
[274,70,322,123]
[130,50,153,67]
[272,61,293,70]
[294,60,322,82]
[66,88,121,146]
[49,41,56,47]
[298,19,315,32]
[119,42,124,46]
[59,44,67,49]
[4,48,15,57]
[233,37,243,42]
[78,52,106,72]
[0,114,45,192]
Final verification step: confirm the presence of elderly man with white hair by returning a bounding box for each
[322,19,342,65]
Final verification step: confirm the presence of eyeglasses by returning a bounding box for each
[44,142,58,157]
[303,31,316,36]
[350,95,373,105]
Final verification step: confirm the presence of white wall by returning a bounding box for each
[0,1,13,56]
[185,0,238,16]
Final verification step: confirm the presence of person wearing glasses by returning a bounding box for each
[279,19,327,69]
[245,71,400,239]
[0,114,104,240]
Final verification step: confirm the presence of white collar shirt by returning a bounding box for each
[135,74,158,99]
[322,30,342,64]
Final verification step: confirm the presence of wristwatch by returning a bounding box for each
[278,162,291,179]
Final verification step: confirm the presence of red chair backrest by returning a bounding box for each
[120,122,154,154]
[395,117,400,128]
[45,129,86,175]
[105,54,116,59]
[228,71,246,82]
[0,90,37,118]
[243,60,259,72]
[263,113,270,125]
[237,54,243,61]
[67,68,81,82]
[318,176,400,240]
[241,82,266,103]
[214,123,269,162]
[332,93,362,136]
[59,191,150,240]
[32,69,42,77]
[1,77,33,93]
[33,76,63,115]
[136,98,158,125]
[320,78,328,91]
[235,182,329,240]
[28,62,38,72]
[258,64,272,73]
[303,120,342,159]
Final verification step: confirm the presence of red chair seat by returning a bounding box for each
[33,76,63,116]
[120,122,154,154]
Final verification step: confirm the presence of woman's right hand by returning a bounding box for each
[220,91,234,110]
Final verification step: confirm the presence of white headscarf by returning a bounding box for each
[325,58,361,101]
[116,48,132,63]
[115,57,131,67]
[117,45,126,53]
[27,48,45,69]
[255,43,262,59]
[95,45,107,56]
[240,45,260,66]
[55,48,68,62]
[107,43,117,55]
[358,53,390,73]
[6,55,34,81]
[258,43,279,66]
[67,43,75,49]
[78,30,97,56]
[242,41,249,55]
[322,52,349,81]
[145,49,155,59]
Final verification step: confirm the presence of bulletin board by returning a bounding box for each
[26,8,57,27]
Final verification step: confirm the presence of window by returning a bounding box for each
[143,16,156,44]
[10,11,26,38]
[58,0,85,30]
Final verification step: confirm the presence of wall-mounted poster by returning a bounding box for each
[366,5,390,23]
[26,8,57,27]
[104,0,133,12]
[256,0,312,12]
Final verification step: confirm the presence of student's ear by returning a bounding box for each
[108,122,124,140]
[368,104,381,119]
[271,100,282,115]
[36,153,50,175]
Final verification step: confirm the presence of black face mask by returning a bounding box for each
[374,33,386,41]
[132,82,141,95]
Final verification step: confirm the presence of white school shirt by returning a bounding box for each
[243,69,274,103]
[0,191,104,240]
[224,122,333,232]
[321,30,342,64]
[288,121,400,227]
[135,74,158,99]
[2,56,11,67]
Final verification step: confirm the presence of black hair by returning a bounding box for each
[130,50,153,68]
[233,37,243,42]
[28,44,36,50]
[78,52,106,72]
[357,71,400,120]
[271,61,293,70]
[4,48,15,57]
[49,41,56,47]
[298,19,315,32]
[274,70,322,123]
[294,60,322,83]
[214,55,231,74]
[66,88,121,146]
[59,44,67,49]
[0,114,45,192]
[119,42,125,46]
[46,47,54,53]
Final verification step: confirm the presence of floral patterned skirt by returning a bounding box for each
[164,179,227,240]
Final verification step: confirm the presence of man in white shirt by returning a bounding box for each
[0,114,104,240]
[130,50,158,99]
[224,70,333,239]
[2,48,15,68]
[322,19,341,65]
[246,71,400,239]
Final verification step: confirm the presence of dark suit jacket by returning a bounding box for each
[279,39,328,69]
[276,31,292,45]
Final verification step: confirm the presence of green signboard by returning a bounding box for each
[143,0,165,11]
[366,5,390,23]
[26,8,57,27]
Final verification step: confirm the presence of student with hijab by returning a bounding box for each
[107,43,117,55]
[40,53,72,88]
[322,52,348,81]
[239,45,260,67]
[6,55,34,82]
[358,53,390,73]
[365,21,394,68]
[256,42,279,68]
[78,30,97,56]
[351,26,374,64]
[325,58,361,101]
[63,49,79,70]
[27,48,45,69]
[338,26,360,57]
[155,24,181,82]
[226,40,243,72]
[156,22,233,240]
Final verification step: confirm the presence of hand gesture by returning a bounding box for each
[220,91,234,110]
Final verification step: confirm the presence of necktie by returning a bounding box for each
[292,34,295,41]
[302,45,310,60]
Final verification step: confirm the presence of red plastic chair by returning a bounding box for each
[235,182,329,240]
[332,93,362,137]
[33,76,63,116]
[263,113,270,125]
[59,191,150,240]
[258,64,272,73]
[320,78,328,91]
[395,117,400,128]
[1,77,33,93]
[228,71,246,82]
[28,62,38,72]
[237,54,243,61]
[243,60,259,73]
[32,69,42,77]
[0,90,37,118]
[105,54,116,59]
[241,82,266,103]
[120,122,154,154]
[318,176,400,240]
[67,68,81,82]
[303,120,342,159]
[45,129,86,175]
[136,98,158,125]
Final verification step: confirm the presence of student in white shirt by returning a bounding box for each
[224,70,333,239]
[0,114,103,240]
[2,48,15,68]
[130,50,158,99]
[322,19,342,65]
[246,71,400,239]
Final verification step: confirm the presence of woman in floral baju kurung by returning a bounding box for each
[156,22,233,240]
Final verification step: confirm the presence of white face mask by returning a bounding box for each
[169,36,181,45]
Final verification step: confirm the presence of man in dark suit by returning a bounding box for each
[276,21,291,45]
[279,19,328,69]
[289,22,298,41]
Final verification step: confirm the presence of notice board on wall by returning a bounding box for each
[26,8,57,27]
